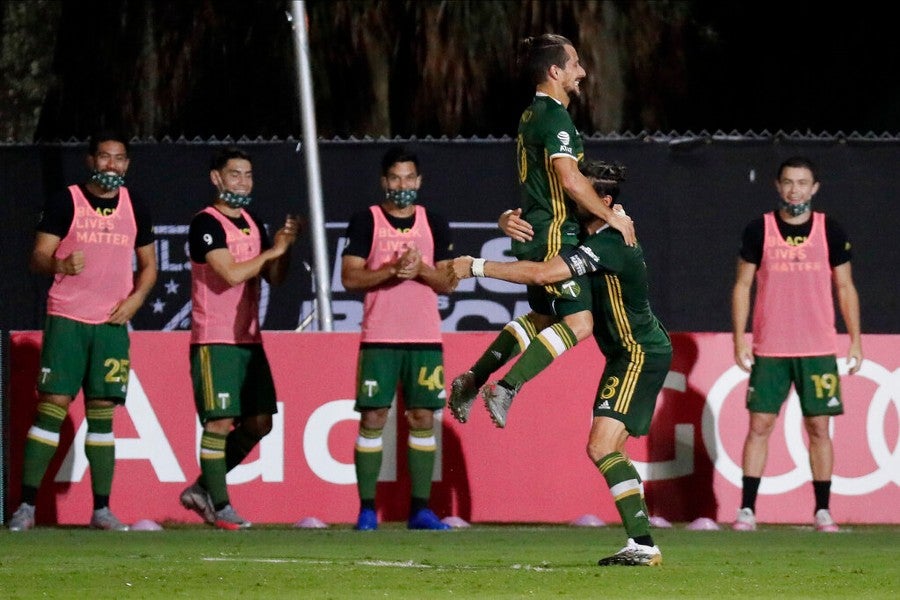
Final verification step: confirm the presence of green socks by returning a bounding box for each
[84,405,116,498]
[502,321,577,389]
[596,451,652,541]
[470,315,539,386]
[354,427,383,502]
[21,401,67,491]
[200,431,229,507]
[408,427,436,500]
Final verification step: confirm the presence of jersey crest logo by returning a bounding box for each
[558,280,581,298]
[362,379,380,398]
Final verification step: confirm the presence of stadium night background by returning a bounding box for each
[1,0,898,532]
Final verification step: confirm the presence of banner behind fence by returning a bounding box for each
[3,139,900,334]
[5,331,897,526]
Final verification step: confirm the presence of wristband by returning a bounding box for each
[470,258,486,278]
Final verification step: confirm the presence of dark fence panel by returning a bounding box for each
[1,137,897,333]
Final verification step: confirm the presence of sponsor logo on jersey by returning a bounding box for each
[556,131,571,145]
[580,245,601,263]
[568,254,589,276]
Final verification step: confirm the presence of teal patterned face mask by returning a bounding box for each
[90,170,125,191]
[778,198,810,216]
[220,190,253,209]
[386,189,417,208]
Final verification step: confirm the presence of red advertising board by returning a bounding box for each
[6,331,898,526]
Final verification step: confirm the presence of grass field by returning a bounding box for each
[1,523,897,599]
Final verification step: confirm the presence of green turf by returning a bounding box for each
[1,523,897,598]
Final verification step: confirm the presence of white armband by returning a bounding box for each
[470,258,486,278]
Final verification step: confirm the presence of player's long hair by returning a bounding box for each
[581,160,627,202]
[517,34,572,86]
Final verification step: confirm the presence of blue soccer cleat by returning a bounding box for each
[354,508,378,531]
[407,508,451,530]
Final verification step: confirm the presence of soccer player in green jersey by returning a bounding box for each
[449,33,635,423]
[341,146,455,531]
[731,157,862,533]
[9,130,157,532]
[450,160,671,566]
[179,147,300,530]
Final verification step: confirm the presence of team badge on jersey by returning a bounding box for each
[557,279,581,298]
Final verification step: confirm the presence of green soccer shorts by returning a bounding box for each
[191,343,278,423]
[592,349,672,436]
[354,344,445,411]
[526,274,590,319]
[37,315,130,403]
[747,355,843,417]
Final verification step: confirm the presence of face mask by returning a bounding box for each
[90,170,125,192]
[778,199,810,217]
[220,190,253,209]
[386,189,417,208]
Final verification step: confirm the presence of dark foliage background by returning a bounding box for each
[1,2,899,336]
[2,0,899,141]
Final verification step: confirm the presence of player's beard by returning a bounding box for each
[565,80,583,103]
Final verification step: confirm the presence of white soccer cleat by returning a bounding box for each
[90,507,130,531]
[180,481,216,524]
[482,381,517,428]
[8,502,36,531]
[449,371,478,423]
[597,538,662,566]
[814,509,839,533]
[732,507,757,531]
[214,504,251,530]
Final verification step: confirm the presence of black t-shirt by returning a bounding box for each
[739,211,851,268]
[342,205,453,261]
[188,208,272,263]
[36,184,155,247]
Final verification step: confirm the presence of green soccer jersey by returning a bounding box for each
[514,94,584,262]
[562,227,671,358]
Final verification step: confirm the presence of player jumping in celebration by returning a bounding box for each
[450,161,670,566]
[448,33,634,425]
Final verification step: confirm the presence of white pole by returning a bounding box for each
[290,1,333,331]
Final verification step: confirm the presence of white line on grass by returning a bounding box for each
[201,557,554,571]
[202,557,432,568]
